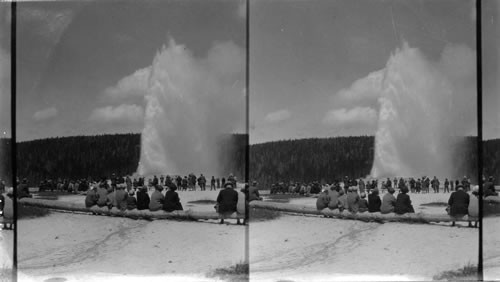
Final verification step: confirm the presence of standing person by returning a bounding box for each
[416,178,422,194]
[447,185,470,226]
[176,176,182,189]
[163,185,183,212]
[444,178,450,193]
[216,182,239,224]
[153,175,159,186]
[368,189,381,213]
[217,178,221,189]
[149,185,165,211]
[198,174,206,191]
[221,177,226,188]
[136,186,150,210]
[126,176,132,192]
[358,178,365,194]
[210,176,216,191]
[450,179,455,192]
[181,176,188,191]
[394,187,415,214]
[381,187,397,214]
[432,176,440,193]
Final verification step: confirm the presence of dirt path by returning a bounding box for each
[250,215,478,281]
[18,212,246,281]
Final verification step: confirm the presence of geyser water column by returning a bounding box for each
[370,43,456,179]
[137,39,244,176]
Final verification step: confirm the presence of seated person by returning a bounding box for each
[394,187,415,214]
[126,190,138,210]
[149,185,165,211]
[84,184,98,208]
[368,189,381,212]
[136,186,150,210]
[380,188,396,214]
[316,188,330,210]
[358,192,368,213]
[163,185,183,212]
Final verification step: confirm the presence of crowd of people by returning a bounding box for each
[270,175,498,197]
[315,178,486,227]
[33,173,234,194]
[80,173,258,225]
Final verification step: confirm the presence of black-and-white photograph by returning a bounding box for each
[248,0,480,280]
[0,2,12,281]
[1,0,500,281]
[14,0,247,281]
[482,0,500,280]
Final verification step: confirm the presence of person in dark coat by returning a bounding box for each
[163,185,183,212]
[368,189,381,212]
[447,185,470,226]
[126,190,137,210]
[358,192,368,212]
[136,186,150,210]
[216,182,239,224]
[394,187,415,214]
[85,184,98,208]
[17,179,31,199]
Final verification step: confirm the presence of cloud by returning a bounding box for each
[104,67,150,100]
[323,106,377,126]
[89,104,143,124]
[33,107,58,121]
[325,42,476,136]
[335,70,383,108]
[264,109,291,123]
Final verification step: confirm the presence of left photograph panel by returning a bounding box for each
[16,0,248,281]
[0,1,13,281]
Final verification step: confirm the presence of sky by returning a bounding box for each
[483,0,500,140]
[249,0,483,144]
[9,0,500,143]
[17,0,245,141]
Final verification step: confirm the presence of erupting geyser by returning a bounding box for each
[368,43,476,178]
[137,38,245,176]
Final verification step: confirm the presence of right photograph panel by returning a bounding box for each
[249,0,479,280]
[482,0,500,280]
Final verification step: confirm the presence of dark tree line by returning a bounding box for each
[1,135,498,187]
[16,134,141,184]
[484,138,500,182]
[249,136,487,187]
[249,136,375,186]
[0,138,12,185]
